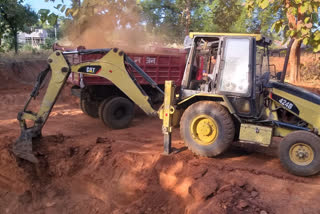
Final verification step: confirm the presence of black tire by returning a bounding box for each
[180,101,235,157]
[98,95,117,121]
[279,131,320,176]
[80,94,99,118]
[99,96,134,129]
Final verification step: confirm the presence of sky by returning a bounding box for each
[23,0,71,16]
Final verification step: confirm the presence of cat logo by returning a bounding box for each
[78,65,101,74]
[86,67,96,73]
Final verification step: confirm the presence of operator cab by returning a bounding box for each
[181,33,272,119]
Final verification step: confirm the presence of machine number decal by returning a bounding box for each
[271,93,300,115]
[78,66,101,74]
[278,98,294,110]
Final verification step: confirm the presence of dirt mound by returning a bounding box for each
[1,133,275,214]
[1,114,320,214]
[186,173,270,214]
[0,60,47,89]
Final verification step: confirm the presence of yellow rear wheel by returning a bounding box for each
[180,101,235,157]
[289,143,314,166]
[279,131,320,176]
[190,115,218,145]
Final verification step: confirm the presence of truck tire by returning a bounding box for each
[98,96,117,121]
[279,131,320,176]
[80,95,99,118]
[180,101,235,157]
[99,96,134,129]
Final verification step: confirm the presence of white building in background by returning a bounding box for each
[18,29,49,48]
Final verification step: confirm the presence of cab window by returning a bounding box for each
[218,38,251,95]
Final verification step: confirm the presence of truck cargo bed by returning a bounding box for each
[66,48,187,87]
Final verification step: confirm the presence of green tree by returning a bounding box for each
[140,0,250,41]
[246,0,320,83]
[140,0,185,41]
[0,0,38,53]
[205,0,244,32]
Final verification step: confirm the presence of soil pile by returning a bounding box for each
[0,60,47,89]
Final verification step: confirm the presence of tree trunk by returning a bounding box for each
[13,28,18,54]
[288,39,302,83]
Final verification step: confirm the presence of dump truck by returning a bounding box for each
[60,46,187,128]
[14,33,320,177]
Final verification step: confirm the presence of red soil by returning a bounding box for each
[0,60,320,214]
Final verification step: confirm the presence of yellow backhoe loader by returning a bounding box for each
[14,33,320,177]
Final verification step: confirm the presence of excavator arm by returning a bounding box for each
[13,48,176,163]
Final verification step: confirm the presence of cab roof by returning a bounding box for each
[189,32,271,46]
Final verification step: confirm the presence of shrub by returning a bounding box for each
[40,38,55,50]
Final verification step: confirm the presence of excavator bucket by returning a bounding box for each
[13,130,38,163]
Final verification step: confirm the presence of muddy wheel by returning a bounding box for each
[80,93,99,118]
[99,96,134,129]
[279,131,320,176]
[180,101,235,157]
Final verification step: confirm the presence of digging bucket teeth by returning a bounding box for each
[12,130,38,163]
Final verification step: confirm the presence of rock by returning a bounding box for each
[251,191,259,198]
[69,147,79,157]
[45,201,56,207]
[189,175,218,201]
[236,180,247,188]
[191,167,208,180]
[236,199,249,210]
[246,185,255,192]
[260,210,268,214]
[230,179,246,188]
[96,137,106,144]
[217,184,232,193]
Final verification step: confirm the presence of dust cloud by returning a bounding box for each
[61,5,179,53]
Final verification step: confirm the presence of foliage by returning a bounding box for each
[0,0,38,53]
[205,0,244,32]
[140,0,250,41]
[44,0,261,43]
[246,0,320,51]
[21,43,36,52]
[40,37,56,49]
[41,0,292,45]
[38,8,59,26]
[140,0,186,41]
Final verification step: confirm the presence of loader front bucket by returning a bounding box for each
[12,130,38,163]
